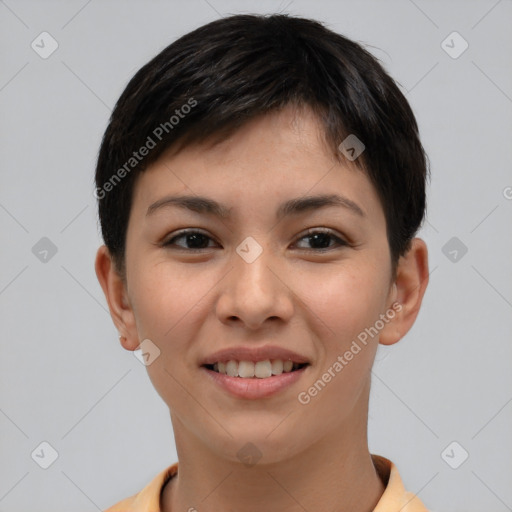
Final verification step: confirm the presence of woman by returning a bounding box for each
[95,13,430,511]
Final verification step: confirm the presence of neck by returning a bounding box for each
[161,411,385,512]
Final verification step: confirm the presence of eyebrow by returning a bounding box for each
[146,193,365,220]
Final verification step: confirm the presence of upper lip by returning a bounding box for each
[201,345,310,365]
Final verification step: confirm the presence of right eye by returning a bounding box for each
[162,229,218,251]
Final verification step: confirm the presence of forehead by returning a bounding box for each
[130,106,384,225]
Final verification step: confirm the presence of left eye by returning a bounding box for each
[294,229,347,251]
[162,229,347,251]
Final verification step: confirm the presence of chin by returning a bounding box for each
[210,424,305,465]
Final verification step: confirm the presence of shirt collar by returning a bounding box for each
[107,455,428,511]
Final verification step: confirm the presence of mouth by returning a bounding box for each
[202,360,310,378]
[201,360,310,400]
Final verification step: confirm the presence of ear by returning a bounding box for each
[379,238,429,346]
[94,245,140,351]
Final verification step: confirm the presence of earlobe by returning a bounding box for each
[118,334,133,351]
[379,238,429,346]
[94,245,140,351]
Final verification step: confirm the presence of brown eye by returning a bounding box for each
[162,228,348,253]
[294,229,347,251]
[163,230,217,250]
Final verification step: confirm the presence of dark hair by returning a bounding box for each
[95,13,429,280]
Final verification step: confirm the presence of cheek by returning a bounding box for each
[128,262,219,393]
[129,261,209,340]
[293,258,389,405]
[296,258,389,347]
[128,264,208,414]
[293,266,383,421]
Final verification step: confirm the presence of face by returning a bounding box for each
[117,106,400,463]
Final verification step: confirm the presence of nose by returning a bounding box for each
[215,241,294,330]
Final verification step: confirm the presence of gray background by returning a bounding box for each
[1,1,511,511]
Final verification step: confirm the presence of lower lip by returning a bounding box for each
[201,365,308,400]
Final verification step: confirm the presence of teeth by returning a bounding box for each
[254,360,272,378]
[271,359,283,374]
[226,360,238,377]
[238,360,255,378]
[211,359,304,378]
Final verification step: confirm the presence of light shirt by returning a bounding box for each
[104,454,429,511]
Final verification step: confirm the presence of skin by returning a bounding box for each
[96,105,429,512]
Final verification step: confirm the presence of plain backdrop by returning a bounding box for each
[1,1,511,511]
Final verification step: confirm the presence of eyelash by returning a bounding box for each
[161,228,348,253]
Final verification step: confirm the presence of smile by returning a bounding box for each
[201,362,310,400]
[203,359,308,378]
